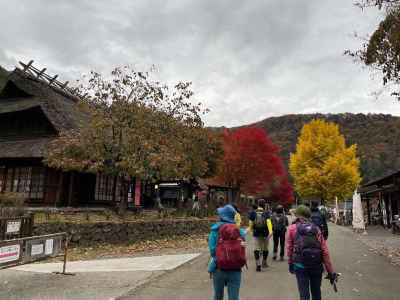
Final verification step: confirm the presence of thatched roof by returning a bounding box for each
[0,138,54,158]
[0,67,89,159]
[0,68,88,132]
[0,66,8,91]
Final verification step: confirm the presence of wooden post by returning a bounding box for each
[111,176,117,203]
[366,197,371,225]
[67,172,75,207]
[0,166,6,192]
[54,235,75,276]
[62,237,68,274]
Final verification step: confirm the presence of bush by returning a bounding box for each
[0,192,26,217]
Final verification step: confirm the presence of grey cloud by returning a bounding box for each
[0,0,398,127]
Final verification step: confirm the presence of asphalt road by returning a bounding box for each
[121,223,400,300]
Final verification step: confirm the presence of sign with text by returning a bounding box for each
[6,220,21,234]
[31,244,44,256]
[45,239,54,255]
[0,241,22,268]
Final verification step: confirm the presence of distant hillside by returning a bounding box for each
[0,66,9,90]
[247,113,400,183]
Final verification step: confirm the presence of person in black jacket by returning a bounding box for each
[310,201,329,240]
[271,205,289,261]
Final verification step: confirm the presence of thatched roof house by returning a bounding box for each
[0,67,88,155]
[0,63,132,207]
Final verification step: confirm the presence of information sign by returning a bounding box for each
[6,221,21,234]
[0,244,20,264]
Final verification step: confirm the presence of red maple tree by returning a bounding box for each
[213,127,293,205]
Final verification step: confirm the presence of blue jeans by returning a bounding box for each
[295,268,323,300]
[213,270,241,300]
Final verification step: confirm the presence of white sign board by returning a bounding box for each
[45,239,54,255]
[0,244,20,264]
[31,244,44,256]
[6,221,21,234]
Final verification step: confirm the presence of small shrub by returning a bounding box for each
[0,192,26,217]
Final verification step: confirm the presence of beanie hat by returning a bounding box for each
[295,205,311,219]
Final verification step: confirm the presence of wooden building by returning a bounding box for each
[360,171,400,228]
[0,62,133,207]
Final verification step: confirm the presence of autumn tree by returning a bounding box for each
[289,119,361,203]
[213,127,293,205]
[271,177,294,207]
[45,66,222,212]
[348,0,400,99]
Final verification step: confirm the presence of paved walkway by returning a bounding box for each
[12,253,200,273]
[0,253,200,300]
[122,223,400,300]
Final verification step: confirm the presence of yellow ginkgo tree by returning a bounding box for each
[289,119,361,204]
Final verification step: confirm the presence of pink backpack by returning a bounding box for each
[216,224,247,270]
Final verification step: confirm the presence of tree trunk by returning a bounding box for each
[118,177,128,216]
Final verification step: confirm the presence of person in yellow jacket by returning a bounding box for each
[231,204,242,228]
[248,199,273,272]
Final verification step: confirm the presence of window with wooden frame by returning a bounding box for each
[15,167,31,197]
[1,167,45,200]
[4,167,32,197]
[95,174,114,201]
[30,167,45,199]
[115,178,123,203]
[0,166,5,192]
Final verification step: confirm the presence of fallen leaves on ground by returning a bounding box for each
[51,234,209,262]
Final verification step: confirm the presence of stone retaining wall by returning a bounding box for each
[33,219,213,246]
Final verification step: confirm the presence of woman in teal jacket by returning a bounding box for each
[208,204,246,300]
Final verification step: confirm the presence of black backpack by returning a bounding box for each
[273,214,286,232]
[311,211,325,231]
[253,211,268,237]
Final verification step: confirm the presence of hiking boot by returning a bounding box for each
[280,256,284,261]
[272,255,277,261]
[256,265,262,272]
[262,260,269,268]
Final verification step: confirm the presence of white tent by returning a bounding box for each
[352,190,366,232]
[334,197,339,224]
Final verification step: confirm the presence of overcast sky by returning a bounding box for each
[1,0,399,126]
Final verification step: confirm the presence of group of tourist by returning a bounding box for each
[208,199,337,300]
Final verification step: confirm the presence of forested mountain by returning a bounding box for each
[248,113,400,183]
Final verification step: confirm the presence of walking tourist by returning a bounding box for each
[208,204,247,300]
[310,201,329,240]
[287,205,337,300]
[271,205,289,261]
[248,199,273,271]
[192,194,200,217]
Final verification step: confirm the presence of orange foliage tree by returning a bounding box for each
[213,127,293,205]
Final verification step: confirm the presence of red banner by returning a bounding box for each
[134,179,141,206]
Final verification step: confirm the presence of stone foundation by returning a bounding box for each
[33,219,213,246]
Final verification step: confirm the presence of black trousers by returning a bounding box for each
[273,230,286,257]
[295,268,323,300]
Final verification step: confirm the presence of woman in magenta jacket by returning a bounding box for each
[286,205,336,300]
